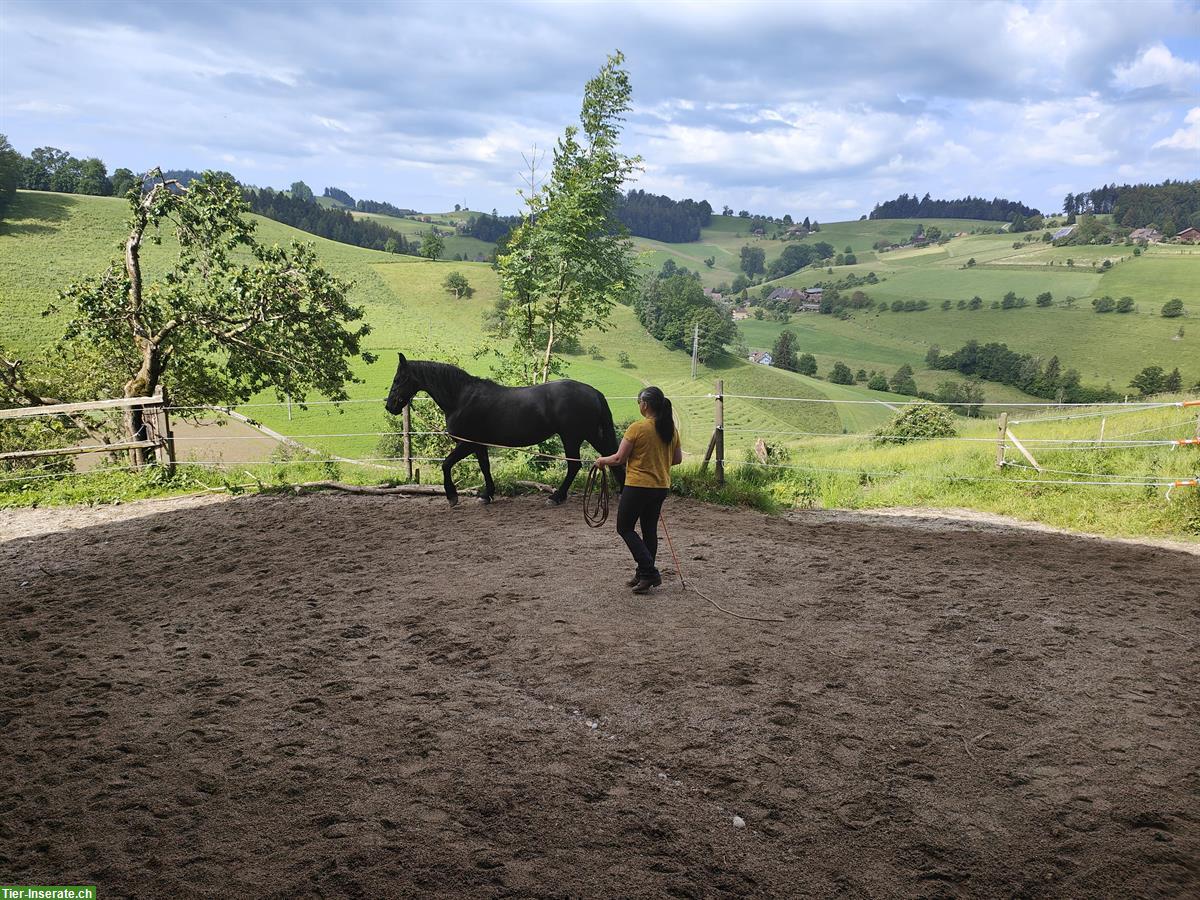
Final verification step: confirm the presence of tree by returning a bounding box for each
[868,372,889,391]
[1116,296,1135,313]
[289,181,314,203]
[0,135,20,218]
[771,330,799,371]
[925,345,941,367]
[890,364,918,395]
[830,361,854,384]
[1036,291,1053,307]
[493,53,639,384]
[419,231,445,260]
[966,257,976,267]
[1092,296,1115,313]
[1130,366,1166,397]
[739,244,765,277]
[442,271,473,300]
[617,350,632,368]
[797,353,818,376]
[109,167,137,198]
[53,169,374,465]
[703,256,715,268]
[1164,367,1183,392]
[874,401,957,444]
[1162,298,1185,318]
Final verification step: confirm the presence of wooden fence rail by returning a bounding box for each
[0,387,174,473]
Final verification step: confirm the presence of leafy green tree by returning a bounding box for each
[868,372,889,391]
[968,295,982,310]
[771,330,799,371]
[109,167,137,198]
[1164,368,1183,393]
[1162,298,1185,318]
[617,350,632,368]
[874,401,957,443]
[1116,296,1135,313]
[966,257,976,267]
[289,181,314,203]
[419,231,445,260]
[890,364,918,395]
[829,361,854,384]
[442,271,473,299]
[1130,366,1165,396]
[739,244,765,277]
[1092,296,1115,313]
[855,368,867,382]
[941,300,952,310]
[494,53,639,383]
[703,256,715,268]
[797,353,818,376]
[53,170,374,465]
[1036,291,1053,307]
[0,134,20,218]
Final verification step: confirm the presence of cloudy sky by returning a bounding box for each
[2,0,1197,221]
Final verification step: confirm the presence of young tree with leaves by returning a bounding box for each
[442,271,473,300]
[54,169,374,465]
[771,330,799,371]
[419,231,445,260]
[492,53,639,384]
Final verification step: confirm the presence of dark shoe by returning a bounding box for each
[631,573,663,594]
[626,574,642,587]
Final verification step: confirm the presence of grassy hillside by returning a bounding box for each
[3,191,1198,538]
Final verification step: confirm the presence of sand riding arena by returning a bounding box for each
[1,492,1197,897]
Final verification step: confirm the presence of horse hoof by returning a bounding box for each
[446,495,459,507]
[479,495,492,505]
[546,495,564,506]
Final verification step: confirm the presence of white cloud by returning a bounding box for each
[1153,107,1200,151]
[1113,43,1200,91]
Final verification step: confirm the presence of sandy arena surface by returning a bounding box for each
[1,493,1197,897]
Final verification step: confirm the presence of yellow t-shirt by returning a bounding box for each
[623,418,681,488]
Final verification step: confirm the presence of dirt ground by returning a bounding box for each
[1,493,1197,898]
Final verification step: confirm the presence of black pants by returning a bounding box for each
[616,486,669,577]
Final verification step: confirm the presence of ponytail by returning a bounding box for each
[639,386,675,444]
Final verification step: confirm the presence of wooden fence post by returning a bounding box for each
[402,404,413,481]
[995,411,1008,468]
[1097,417,1106,447]
[154,385,176,475]
[715,379,725,486]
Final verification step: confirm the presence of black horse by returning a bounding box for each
[385,354,623,506]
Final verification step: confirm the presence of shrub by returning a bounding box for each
[874,401,957,444]
[1162,298,1185,318]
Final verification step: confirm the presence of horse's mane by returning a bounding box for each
[410,360,494,398]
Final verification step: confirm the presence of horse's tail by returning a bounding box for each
[595,393,619,454]
[595,392,625,489]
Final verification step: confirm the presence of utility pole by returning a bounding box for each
[691,322,700,380]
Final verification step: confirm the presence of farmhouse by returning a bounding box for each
[1176,226,1200,243]
[768,288,805,303]
[732,307,751,321]
[1129,227,1163,243]
[749,350,773,365]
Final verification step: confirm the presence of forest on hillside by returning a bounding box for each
[1065,179,1200,233]
[870,193,1041,221]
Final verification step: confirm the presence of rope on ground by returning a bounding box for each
[658,510,784,623]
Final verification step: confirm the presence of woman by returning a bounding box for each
[595,386,683,594]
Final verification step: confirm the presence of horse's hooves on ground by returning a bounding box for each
[546,496,565,506]
[479,496,492,505]
[446,496,459,507]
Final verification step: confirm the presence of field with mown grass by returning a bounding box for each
[3,191,1197,539]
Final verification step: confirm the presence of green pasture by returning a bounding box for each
[350,211,495,260]
[5,191,1199,539]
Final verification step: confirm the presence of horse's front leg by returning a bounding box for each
[550,437,582,505]
[441,441,476,506]
[474,447,495,504]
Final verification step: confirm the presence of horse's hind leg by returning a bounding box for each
[474,446,495,504]
[550,436,582,505]
[441,441,475,506]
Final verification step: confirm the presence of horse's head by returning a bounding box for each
[385,353,420,414]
